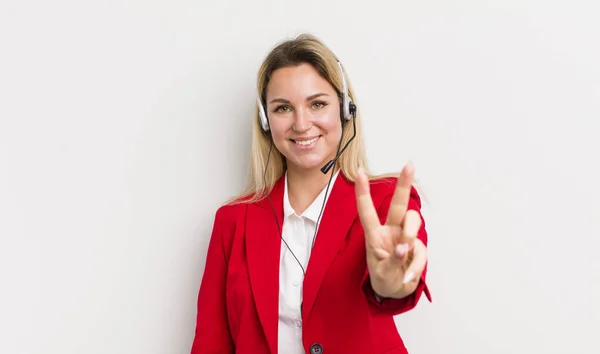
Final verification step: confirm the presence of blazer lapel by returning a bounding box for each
[302,173,357,321]
[246,177,284,354]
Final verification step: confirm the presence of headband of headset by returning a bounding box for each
[257,61,354,132]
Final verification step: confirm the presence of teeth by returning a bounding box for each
[295,137,318,146]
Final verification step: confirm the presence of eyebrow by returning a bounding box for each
[269,93,329,104]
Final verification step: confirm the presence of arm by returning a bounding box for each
[362,186,432,315]
[190,208,235,353]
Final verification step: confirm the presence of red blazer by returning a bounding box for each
[191,173,431,354]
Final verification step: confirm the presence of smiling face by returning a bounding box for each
[265,63,342,173]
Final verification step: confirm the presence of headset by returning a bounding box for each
[259,60,358,283]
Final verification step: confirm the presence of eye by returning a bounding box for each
[274,105,291,113]
[312,101,328,109]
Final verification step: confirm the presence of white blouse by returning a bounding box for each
[277,170,339,354]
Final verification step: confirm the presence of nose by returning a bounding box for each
[292,107,311,133]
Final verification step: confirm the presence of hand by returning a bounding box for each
[355,163,428,299]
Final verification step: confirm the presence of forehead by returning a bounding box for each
[266,63,337,100]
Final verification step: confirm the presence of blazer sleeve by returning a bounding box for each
[362,186,432,316]
[190,207,235,354]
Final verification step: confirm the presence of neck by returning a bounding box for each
[286,163,338,215]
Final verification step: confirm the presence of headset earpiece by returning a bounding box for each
[257,97,270,131]
[349,102,356,118]
[337,61,354,121]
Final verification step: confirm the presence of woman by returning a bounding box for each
[191,34,431,354]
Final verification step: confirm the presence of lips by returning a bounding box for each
[292,136,320,146]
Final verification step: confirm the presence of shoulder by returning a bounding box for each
[368,175,423,211]
[213,201,248,225]
[208,202,249,255]
[368,176,397,196]
[212,191,270,226]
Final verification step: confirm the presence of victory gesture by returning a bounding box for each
[355,163,428,299]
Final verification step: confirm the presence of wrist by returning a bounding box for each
[370,276,413,299]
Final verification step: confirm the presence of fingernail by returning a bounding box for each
[395,244,407,258]
[403,271,414,284]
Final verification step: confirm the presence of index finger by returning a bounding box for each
[385,163,415,226]
[355,168,381,235]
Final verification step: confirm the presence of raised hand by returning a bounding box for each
[355,163,427,299]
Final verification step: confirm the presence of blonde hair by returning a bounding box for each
[228,34,394,205]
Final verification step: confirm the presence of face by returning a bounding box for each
[265,63,342,173]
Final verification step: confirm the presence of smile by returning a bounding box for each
[292,136,320,147]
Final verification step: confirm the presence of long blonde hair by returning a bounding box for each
[229,34,393,205]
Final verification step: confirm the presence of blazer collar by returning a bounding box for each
[246,171,358,353]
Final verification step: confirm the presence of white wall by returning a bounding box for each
[1,0,598,353]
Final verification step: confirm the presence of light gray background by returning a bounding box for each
[1,0,599,353]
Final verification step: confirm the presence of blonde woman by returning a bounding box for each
[191,34,431,354]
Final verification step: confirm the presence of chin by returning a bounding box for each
[287,156,329,172]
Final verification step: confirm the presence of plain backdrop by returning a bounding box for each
[1,0,599,353]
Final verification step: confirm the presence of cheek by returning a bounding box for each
[268,126,290,152]
[320,117,343,140]
[269,125,286,141]
[267,119,286,138]
[318,106,342,131]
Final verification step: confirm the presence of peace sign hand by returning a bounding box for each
[355,163,428,299]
